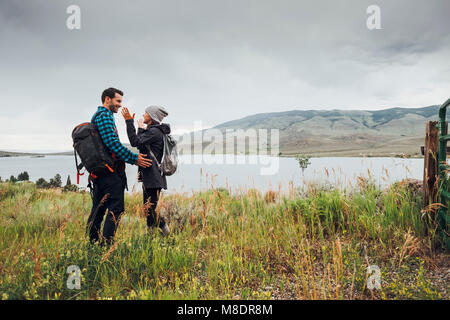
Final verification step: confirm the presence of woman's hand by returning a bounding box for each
[138,119,146,129]
[121,107,135,121]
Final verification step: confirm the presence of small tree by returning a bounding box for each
[296,154,311,176]
[49,174,62,188]
[66,175,72,187]
[36,178,50,189]
[17,171,30,181]
[63,184,78,193]
[9,175,17,183]
[63,175,78,192]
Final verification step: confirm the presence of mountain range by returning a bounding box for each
[186,105,440,157]
[1,105,441,157]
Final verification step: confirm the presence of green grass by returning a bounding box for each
[0,181,448,300]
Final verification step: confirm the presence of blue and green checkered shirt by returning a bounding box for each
[92,106,138,165]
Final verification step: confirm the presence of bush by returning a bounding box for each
[62,175,78,192]
[36,174,64,189]
[9,175,17,183]
[36,178,50,189]
[296,154,311,176]
[63,184,78,193]
[49,174,62,188]
[17,171,30,181]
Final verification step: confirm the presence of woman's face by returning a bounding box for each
[143,112,152,125]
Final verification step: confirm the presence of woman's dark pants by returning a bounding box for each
[143,187,166,228]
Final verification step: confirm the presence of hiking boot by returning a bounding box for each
[161,223,170,236]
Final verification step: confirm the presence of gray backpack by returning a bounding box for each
[146,133,178,176]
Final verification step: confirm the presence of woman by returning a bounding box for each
[121,105,170,236]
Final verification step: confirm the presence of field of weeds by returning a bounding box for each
[0,180,448,300]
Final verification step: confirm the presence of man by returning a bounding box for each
[86,87,152,245]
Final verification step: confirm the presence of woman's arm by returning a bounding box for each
[125,119,140,147]
[121,107,161,149]
[126,120,162,150]
[122,107,150,148]
[122,107,139,148]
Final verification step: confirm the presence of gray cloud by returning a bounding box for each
[0,0,449,151]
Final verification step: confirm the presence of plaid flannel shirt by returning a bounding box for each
[92,106,138,165]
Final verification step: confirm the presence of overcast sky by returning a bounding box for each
[1,0,449,152]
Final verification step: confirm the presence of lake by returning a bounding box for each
[0,155,423,194]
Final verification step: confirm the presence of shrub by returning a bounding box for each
[36,178,50,189]
[296,154,311,176]
[49,174,62,188]
[17,171,30,181]
[62,175,78,192]
[63,184,78,193]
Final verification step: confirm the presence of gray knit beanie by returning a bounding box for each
[145,105,168,124]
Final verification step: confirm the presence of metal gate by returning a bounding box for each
[437,98,450,248]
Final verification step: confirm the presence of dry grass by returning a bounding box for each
[0,180,448,300]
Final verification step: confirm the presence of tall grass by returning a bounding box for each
[0,179,446,300]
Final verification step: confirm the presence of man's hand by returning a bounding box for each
[137,119,146,129]
[121,107,135,121]
[137,153,152,168]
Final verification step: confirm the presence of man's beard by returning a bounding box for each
[110,104,120,113]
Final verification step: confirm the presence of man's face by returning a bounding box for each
[106,93,123,113]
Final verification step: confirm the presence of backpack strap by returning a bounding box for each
[74,149,85,184]
[91,110,102,124]
[154,126,168,164]
[144,126,167,176]
[91,109,118,170]
[145,144,163,176]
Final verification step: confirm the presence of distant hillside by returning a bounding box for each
[178,105,439,157]
[0,151,41,157]
[0,144,138,158]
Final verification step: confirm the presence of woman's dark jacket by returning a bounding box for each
[125,120,170,189]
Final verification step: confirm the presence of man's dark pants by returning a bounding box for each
[86,172,126,244]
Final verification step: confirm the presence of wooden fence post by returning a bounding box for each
[423,121,439,207]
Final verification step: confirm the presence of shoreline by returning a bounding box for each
[0,152,425,159]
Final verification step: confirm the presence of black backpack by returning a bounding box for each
[72,112,115,183]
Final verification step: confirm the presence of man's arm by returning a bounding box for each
[95,111,138,165]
